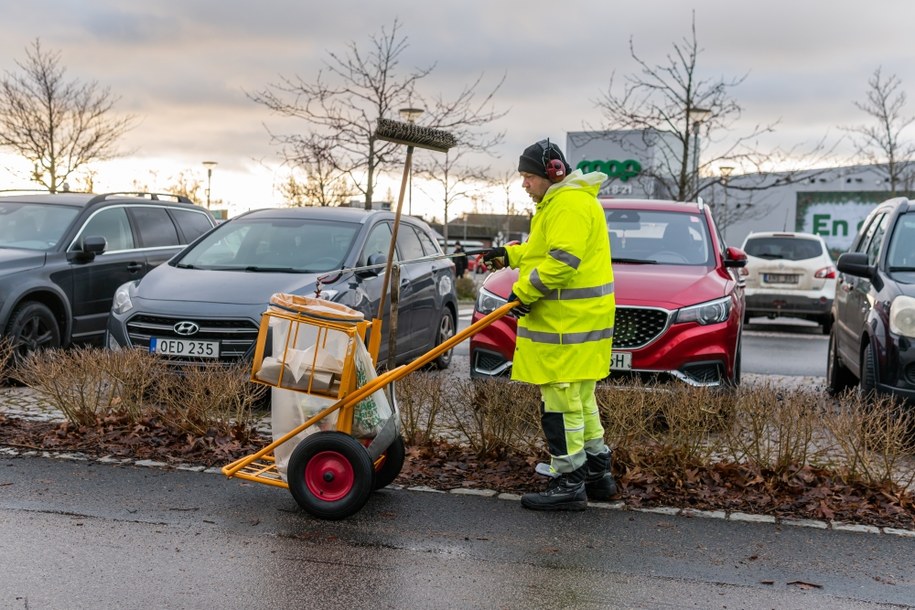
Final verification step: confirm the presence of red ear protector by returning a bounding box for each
[539,138,566,183]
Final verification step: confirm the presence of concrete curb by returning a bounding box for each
[1,444,913,537]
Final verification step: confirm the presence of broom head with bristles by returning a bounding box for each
[374,118,456,153]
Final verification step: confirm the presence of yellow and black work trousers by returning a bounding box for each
[539,380,607,474]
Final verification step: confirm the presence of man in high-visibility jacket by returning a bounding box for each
[483,140,617,511]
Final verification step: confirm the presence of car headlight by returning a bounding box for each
[674,296,732,325]
[112,282,137,315]
[475,286,507,315]
[889,295,915,337]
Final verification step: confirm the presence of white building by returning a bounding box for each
[566,130,909,256]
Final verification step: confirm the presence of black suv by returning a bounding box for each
[828,196,915,403]
[0,192,216,364]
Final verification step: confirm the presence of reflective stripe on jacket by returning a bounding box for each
[505,170,615,385]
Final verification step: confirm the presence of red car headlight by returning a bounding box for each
[673,296,732,325]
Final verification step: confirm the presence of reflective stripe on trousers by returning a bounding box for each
[539,380,605,473]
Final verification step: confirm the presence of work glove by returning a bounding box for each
[482,246,508,271]
[507,291,531,318]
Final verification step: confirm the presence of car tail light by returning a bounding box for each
[815,266,836,279]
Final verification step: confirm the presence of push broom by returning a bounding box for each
[371,117,456,369]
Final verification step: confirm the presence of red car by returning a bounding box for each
[469,199,748,387]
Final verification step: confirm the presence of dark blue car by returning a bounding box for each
[828,196,915,404]
[106,206,458,370]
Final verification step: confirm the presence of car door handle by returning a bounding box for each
[126,262,144,273]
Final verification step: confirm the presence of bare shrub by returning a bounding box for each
[445,378,541,458]
[394,374,447,445]
[0,336,14,385]
[823,393,915,488]
[102,349,170,423]
[13,346,119,426]
[721,384,824,475]
[154,363,265,441]
[455,276,477,300]
[598,382,730,474]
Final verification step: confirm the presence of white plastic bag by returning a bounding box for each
[271,387,338,480]
[351,339,393,438]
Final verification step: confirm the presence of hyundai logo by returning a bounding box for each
[173,321,200,336]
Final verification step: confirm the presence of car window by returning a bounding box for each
[363,222,397,264]
[864,214,888,266]
[743,236,823,261]
[170,208,214,242]
[398,225,426,262]
[416,227,441,257]
[605,209,711,265]
[0,201,79,251]
[131,206,180,248]
[175,217,358,272]
[887,212,915,269]
[853,212,886,254]
[75,207,134,251]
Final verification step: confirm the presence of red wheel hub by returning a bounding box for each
[304,450,355,501]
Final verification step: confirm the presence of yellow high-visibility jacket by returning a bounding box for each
[505,170,615,384]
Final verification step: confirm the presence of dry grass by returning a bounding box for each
[0,337,14,385]
[8,345,914,496]
[15,347,264,440]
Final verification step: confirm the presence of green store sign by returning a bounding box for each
[576,159,642,182]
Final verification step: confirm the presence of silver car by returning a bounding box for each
[106,206,458,369]
[741,231,837,334]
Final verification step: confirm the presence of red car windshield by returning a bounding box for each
[606,208,712,266]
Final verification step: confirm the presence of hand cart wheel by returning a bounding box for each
[372,434,406,490]
[287,431,374,520]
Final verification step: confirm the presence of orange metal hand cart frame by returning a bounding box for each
[222,301,515,520]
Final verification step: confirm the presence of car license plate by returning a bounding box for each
[610,351,632,370]
[763,273,799,284]
[150,337,219,358]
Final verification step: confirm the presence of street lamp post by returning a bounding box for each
[719,164,734,208]
[398,107,424,215]
[688,107,710,197]
[202,161,218,209]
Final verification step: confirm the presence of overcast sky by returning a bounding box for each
[2,0,915,218]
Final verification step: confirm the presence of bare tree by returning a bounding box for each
[164,171,205,203]
[0,39,135,193]
[279,134,355,207]
[250,19,506,211]
[414,73,507,244]
[844,67,915,195]
[592,12,831,211]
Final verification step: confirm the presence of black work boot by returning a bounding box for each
[521,465,588,511]
[585,450,619,502]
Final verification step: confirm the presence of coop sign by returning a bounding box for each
[576,159,642,182]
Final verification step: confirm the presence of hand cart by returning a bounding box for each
[221,295,515,520]
[221,116,517,520]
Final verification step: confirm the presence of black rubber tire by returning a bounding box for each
[431,308,455,370]
[6,301,61,366]
[372,434,406,490]
[859,341,879,401]
[826,329,855,396]
[820,315,833,336]
[286,431,374,520]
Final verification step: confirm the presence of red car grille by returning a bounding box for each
[614,307,670,349]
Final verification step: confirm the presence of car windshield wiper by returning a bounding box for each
[244,265,299,273]
[174,262,195,269]
[612,257,658,264]
[889,266,915,272]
